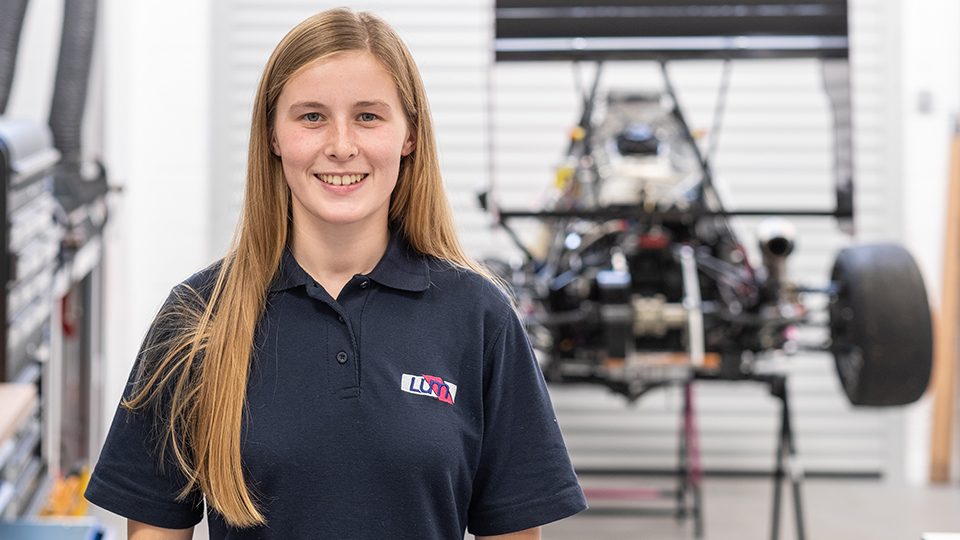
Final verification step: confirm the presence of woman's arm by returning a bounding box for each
[476,526,541,540]
[128,520,194,540]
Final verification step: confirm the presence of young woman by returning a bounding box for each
[85,8,586,539]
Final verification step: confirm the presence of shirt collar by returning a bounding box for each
[269,249,312,292]
[269,230,430,293]
[367,230,431,292]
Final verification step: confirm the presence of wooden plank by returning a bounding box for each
[0,383,37,444]
[930,126,960,483]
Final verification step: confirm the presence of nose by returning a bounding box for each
[325,121,358,160]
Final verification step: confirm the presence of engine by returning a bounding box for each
[511,93,805,396]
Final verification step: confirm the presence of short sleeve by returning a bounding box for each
[84,288,206,529]
[467,310,587,536]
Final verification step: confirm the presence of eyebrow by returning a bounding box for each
[287,100,392,111]
[354,100,391,109]
[288,101,325,111]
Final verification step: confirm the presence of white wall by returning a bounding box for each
[98,0,213,431]
[898,0,960,485]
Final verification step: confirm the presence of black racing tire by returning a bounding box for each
[829,243,933,406]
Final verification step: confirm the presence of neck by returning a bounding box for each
[289,219,390,299]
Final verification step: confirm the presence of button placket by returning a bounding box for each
[331,296,362,398]
[325,276,372,398]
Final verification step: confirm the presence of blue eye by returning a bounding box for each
[358,113,378,122]
[303,112,321,122]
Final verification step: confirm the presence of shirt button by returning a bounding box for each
[336,351,348,364]
[360,280,370,289]
[338,315,345,324]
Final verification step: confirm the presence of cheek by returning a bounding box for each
[373,133,414,167]
[275,133,312,168]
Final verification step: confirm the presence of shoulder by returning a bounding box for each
[423,259,519,341]
[425,259,513,312]
[181,259,224,294]
[135,261,228,391]
[164,259,225,310]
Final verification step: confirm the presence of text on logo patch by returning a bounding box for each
[401,374,457,405]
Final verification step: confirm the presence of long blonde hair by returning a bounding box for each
[124,8,487,527]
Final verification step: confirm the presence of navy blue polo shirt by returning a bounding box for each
[86,233,586,539]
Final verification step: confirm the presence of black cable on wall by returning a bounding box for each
[48,0,98,167]
[0,0,31,115]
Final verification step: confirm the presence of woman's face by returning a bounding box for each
[271,50,415,234]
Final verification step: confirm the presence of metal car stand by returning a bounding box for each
[697,371,807,540]
[766,374,806,540]
[583,370,806,540]
[677,380,704,538]
[581,378,704,538]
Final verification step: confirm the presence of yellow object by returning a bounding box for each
[555,165,574,190]
[39,467,91,517]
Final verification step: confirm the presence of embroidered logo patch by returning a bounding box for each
[401,374,457,405]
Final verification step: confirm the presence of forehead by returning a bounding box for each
[280,50,400,102]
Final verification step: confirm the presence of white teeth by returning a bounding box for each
[317,174,364,186]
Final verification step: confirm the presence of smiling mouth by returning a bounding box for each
[316,173,367,186]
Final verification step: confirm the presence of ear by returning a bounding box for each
[401,128,416,157]
[270,132,281,156]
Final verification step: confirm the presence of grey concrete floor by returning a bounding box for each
[89,476,960,539]
[534,476,960,540]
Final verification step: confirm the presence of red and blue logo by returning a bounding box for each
[401,374,457,405]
